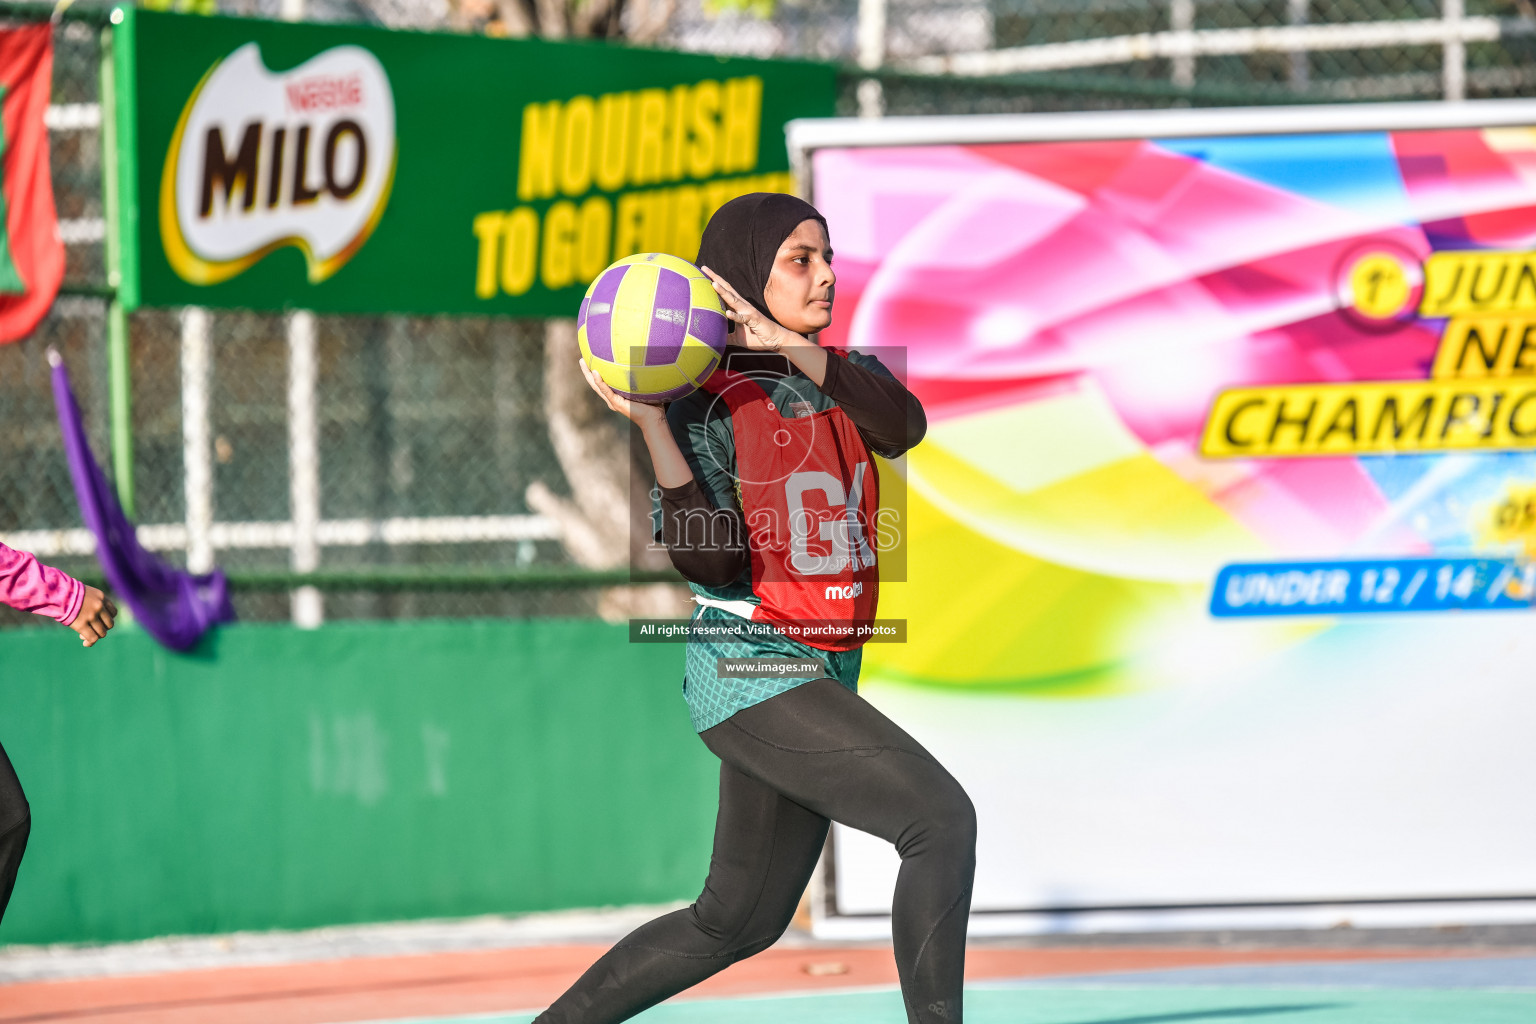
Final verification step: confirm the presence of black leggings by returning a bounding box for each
[0,739,30,928]
[535,677,977,1024]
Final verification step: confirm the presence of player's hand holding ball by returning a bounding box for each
[576,357,667,429]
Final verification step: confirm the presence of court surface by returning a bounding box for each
[388,954,1536,1024]
[3,944,1533,1024]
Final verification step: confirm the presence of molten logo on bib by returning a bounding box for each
[160,43,396,285]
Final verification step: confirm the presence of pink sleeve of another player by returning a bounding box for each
[0,541,86,624]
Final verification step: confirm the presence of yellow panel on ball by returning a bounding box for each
[591,360,629,393]
[688,276,723,316]
[648,252,710,279]
[609,263,661,367]
[615,361,690,397]
[677,335,722,384]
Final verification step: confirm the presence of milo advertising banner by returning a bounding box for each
[111,9,835,314]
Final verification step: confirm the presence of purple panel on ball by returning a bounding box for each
[583,267,626,363]
[688,307,728,351]
[644,269,692,366]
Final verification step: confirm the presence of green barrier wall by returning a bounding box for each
[0,618,718,945]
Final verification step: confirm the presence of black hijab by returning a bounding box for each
[696,192,828,330]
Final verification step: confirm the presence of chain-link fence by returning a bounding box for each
[658,0,1536,112]
[3,0,1534,630]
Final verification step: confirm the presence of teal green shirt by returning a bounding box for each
[651,348,901,732]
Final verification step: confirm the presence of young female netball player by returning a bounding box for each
[537,193,976,1024]
[0,541,116,925]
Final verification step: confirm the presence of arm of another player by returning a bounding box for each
[0,541,117,647]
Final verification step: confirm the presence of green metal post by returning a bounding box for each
[99,8,138,517]
[105,300,134,517]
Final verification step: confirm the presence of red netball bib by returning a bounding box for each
[700,353,880,651]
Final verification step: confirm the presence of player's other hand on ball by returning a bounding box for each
[70,586,117,648]
[578,358,668,428]
[701,266,793,352]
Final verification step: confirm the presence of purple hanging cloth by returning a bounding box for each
[50,349,235,651]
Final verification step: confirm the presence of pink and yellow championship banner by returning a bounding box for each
[800,102,1536,933]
